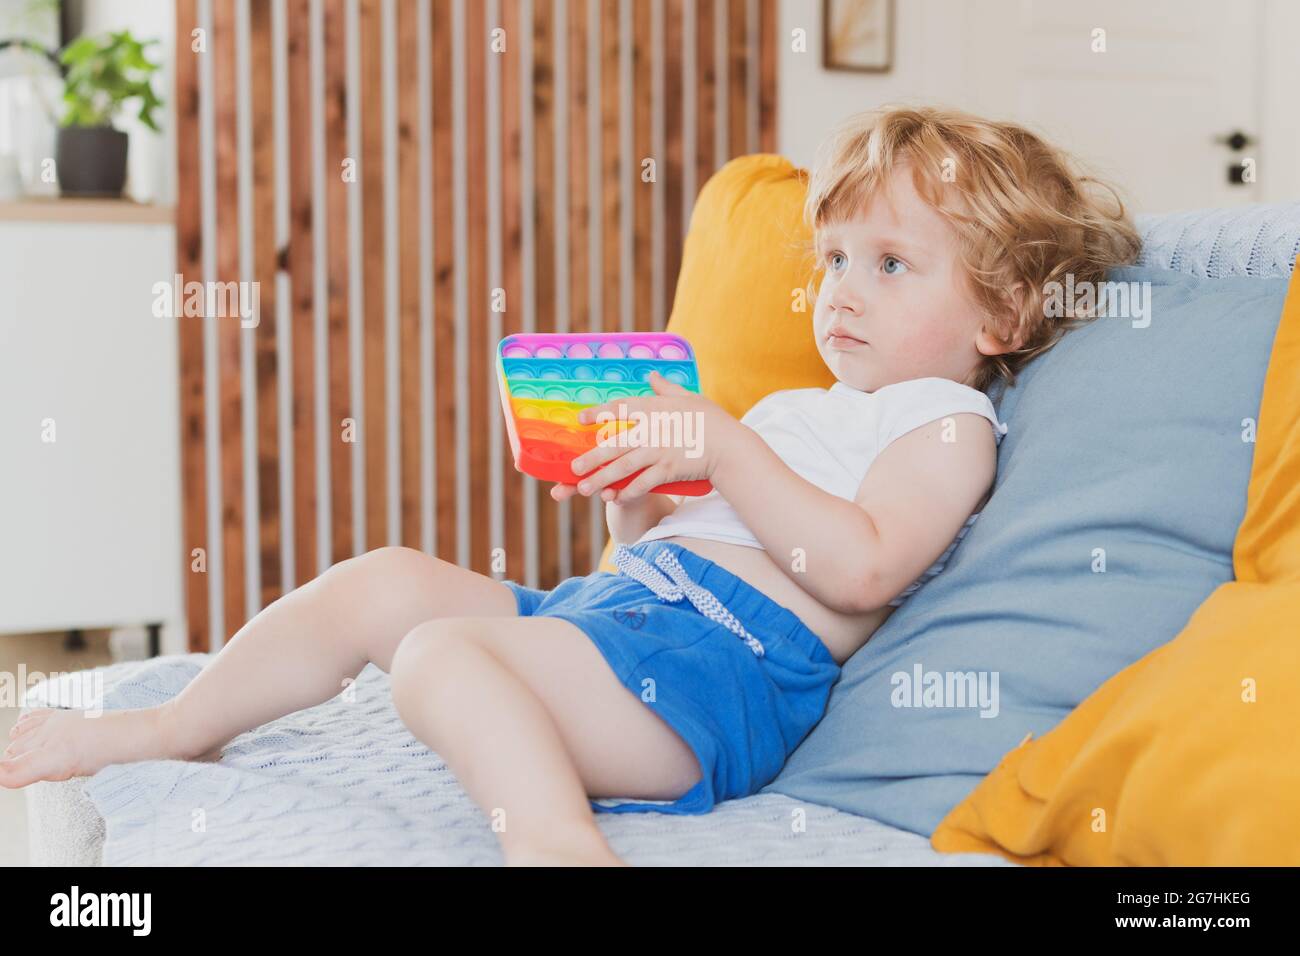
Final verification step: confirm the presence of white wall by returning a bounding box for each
[778,0,971,170]
[776,0,1300,207]
[1258,0,1300,206]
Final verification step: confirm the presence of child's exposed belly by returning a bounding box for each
[652,534,894,665]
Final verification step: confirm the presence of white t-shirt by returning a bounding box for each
[637,376,1008,607]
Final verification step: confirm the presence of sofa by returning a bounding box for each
[23,157,1300,866]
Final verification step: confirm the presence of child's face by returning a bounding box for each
[812,163,1007,392]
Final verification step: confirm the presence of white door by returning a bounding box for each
[966,0,1262,214]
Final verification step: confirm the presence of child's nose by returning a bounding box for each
[829,282,863,315]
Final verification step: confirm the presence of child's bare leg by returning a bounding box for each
[390,615,703,866]
[1,547,516,788]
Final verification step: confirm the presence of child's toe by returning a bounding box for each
[0,747,75,788]
[0,752,38,789]
[12,709,52,733]
[10,717,43,741]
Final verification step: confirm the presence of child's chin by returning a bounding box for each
[825,352,875,391]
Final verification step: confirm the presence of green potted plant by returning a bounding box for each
[55,30,162,198]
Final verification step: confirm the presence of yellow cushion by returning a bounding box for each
[598,154,831,571]
[931,262,1300,865]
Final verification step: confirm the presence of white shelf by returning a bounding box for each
[0,198,174,225]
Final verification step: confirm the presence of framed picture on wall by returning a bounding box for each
[823,0,894,73]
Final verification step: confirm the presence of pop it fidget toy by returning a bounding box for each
[496,332,713,495]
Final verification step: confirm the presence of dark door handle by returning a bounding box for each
[1214,130,1254,151]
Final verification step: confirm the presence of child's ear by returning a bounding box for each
[974,282,1027,356]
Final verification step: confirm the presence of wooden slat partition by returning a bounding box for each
[212,0,245,634]
[695,0,715,192]
[323,0,354,565]
[286,0,317,582]
[175,0,779,647]
[431,0,456,564]
[567,0,592,573]
[398,0,422,550]
[727,0,747,157]
[533,0,559,586]
[360,0,385,552]
[600,0,620,343]
[175,0,207,651]
[663,0,684,322]
[757,0,777,152]
[500,0,525,580]
[250,0,281,607]
[633,0,653,334]
[466,0,491,572]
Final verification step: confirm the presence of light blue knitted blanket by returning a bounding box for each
[1134,201,1300,279]
[71,654,1008,866]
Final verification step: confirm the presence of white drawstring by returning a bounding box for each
[612,545,766,657]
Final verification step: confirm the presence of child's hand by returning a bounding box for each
[566,371,739,503]
[549,481,655,507]
[549,482,583,502]
[549,481,634,504]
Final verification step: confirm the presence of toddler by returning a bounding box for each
[2,106,1140,866]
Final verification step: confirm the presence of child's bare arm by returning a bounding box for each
[550,482,679,544]
[713,412,996,613]
[566,373,996,612]
[604,494,679,544]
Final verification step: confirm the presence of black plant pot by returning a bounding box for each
[55,125,129,198]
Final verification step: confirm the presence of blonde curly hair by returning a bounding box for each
[804,105,1142,392]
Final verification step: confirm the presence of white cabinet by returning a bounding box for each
[0,208,183,653]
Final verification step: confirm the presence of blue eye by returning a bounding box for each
[827,251,847,272]
[882,255,908,275]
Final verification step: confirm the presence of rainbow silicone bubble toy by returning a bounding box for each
[496,332,714,496]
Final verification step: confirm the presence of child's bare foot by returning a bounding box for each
[0,703,193,789]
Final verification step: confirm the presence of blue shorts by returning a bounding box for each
[502,540,841,815]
